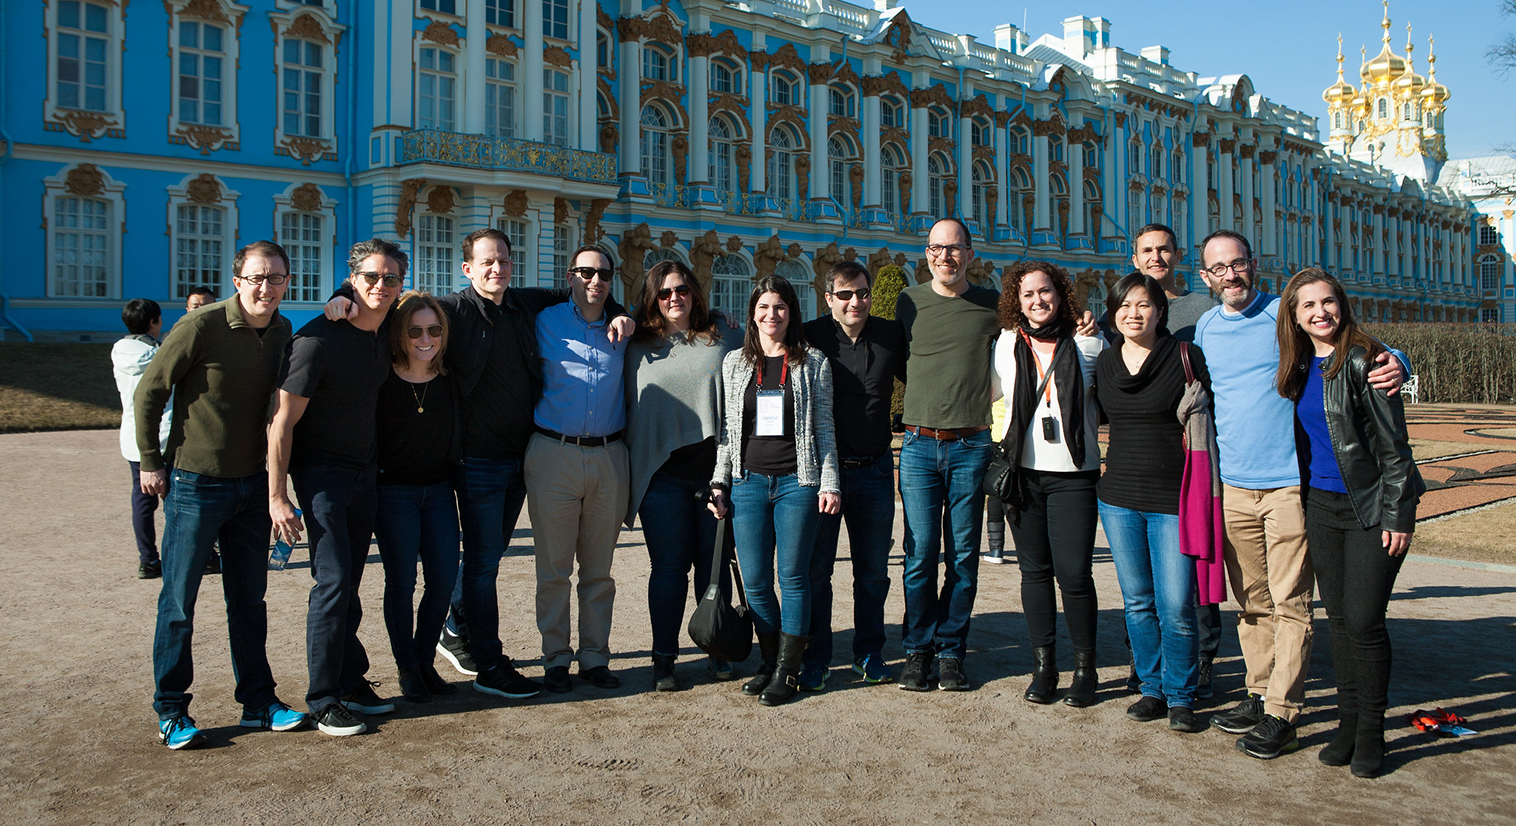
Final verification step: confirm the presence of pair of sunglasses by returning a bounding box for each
[830,288,871,301]
[568,267,615,282]
[406,325,444,339]
[358,272,403,288]
[657,284,692,300]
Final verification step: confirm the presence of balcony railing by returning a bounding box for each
[397,129,619,183]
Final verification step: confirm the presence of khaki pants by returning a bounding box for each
[1221,484,1314,723]
[524,433,629,670]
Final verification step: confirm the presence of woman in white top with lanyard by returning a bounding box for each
[992,260,1106,708]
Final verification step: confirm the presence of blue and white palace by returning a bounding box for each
[0,0,1511,339]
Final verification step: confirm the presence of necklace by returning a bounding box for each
[409,379,429,413]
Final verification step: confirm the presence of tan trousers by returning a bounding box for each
[1221,484,1314,723]
[524,433,628,670]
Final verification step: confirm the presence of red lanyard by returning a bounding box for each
[1018,330,1055,407]
[756,353,788,388]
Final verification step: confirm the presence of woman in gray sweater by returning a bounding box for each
[708,274,840,707]
[624,260,743,691]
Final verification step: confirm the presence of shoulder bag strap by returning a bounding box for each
[710,517,749,609]
[1180,342,1195,386]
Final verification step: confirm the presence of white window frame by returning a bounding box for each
[543,67,571,147]
[771,72,799,107]
[43,164,126,300]
[543,0,570,40]
[273,183,338,305]
[880,97,903,129]
[710,253,752,325]
[485,0,515,28]
[167,174,241,302]
[485,57,517,138]
[270,7,345,154]
[640,104,672,188]
[496,215,532,288]
[44,0,125,139]
[710,115,738,194]
[417,46,460,131]
[415,210,458,294]
[166,1,248,151]
[768,125,798,202]
[551,223,572,289]
[711,59,738,94]
[775,259,813,321]
[420,0,458,15]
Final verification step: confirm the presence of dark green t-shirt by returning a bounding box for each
[897,281,1000,430]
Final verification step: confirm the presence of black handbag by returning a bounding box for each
[687,517,753,662]
[983,357,1057,504]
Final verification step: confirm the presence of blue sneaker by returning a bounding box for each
[853,653,895,684]
[158,716,207,750]
[240,701,309,732]
[797,663,829,692]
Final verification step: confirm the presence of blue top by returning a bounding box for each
[532,300,626,437]
[1193,292,1300,489]
[1297,355,1347,494]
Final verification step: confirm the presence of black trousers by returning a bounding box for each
[1011,468,1099,653]
[1306,488,1404,718]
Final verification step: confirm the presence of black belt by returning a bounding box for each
[842,452,889,469]
[535,427,623,447]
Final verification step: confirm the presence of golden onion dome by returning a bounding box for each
[1323,35,1359,106]
[1359,3,1407,85]
[1393,29,1425,95]
[1422,37,1450,105]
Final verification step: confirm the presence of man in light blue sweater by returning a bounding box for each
[1193,230,1405,761]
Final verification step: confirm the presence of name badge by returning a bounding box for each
[755,389,785,436]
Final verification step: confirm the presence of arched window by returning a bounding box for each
[640,104,671,188]
[768,125,799,201]
[1151,145,1164,180]
[928,154,950,218]
[776,259,814,321]
[928,108,951,139]
[771,72,799,106]
[1129,137,1143,175]
[1010,125,1029,155]
[829,85,855,118]
[1403,102,1411,121]
[1084,179,1102,239]
[1377,97,1388,119]
[711,58,737,94]
[1009,166,1031,233]
[970,118,991,147]
[1481,255,1503,292]
[710,254,751,323]
[880,96,903,129]
[642,45,676,81]
[1173,151,1185,186]
[1333,111,1342,129]
[709,115,738,193]
[829,134,859,209]
[882,143,906,217]
[971,160,993,229]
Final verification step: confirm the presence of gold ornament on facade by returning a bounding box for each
[395,179,427,238]
[185,174,223,205]
[48,110,118,141]
[501,189,529,217]
[426,186,455,215]
[754,235,786,280]
[179,0,235,25]
[282,13,332,44]
[690,230,721,290]
[553,197,569,226]
[882,16,912,64]
[659,230,678,248]
[860,73,909,100]
[175,124,236,154]
[543,46,573,68]
[671,133,688,183]
[599,122,618,154]
[64,164,106,197]
[279,136,333,165]
[290,183,323,212]
[909,85,953,112]
[735,143,752,192]
[486,35,519,57]
[617,223,655,293]
[583,199,611,244]
[812,242,845,304]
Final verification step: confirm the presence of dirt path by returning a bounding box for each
[1,430,1513,825]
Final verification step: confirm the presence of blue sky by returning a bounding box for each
[903,0,1515,160]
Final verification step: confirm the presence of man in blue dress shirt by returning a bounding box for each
[525,244,629,693]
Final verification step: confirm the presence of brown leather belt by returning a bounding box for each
[903,424,990,441]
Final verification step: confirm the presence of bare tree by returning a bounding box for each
[1493,1,1516,154]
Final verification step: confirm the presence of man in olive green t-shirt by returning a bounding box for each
[135,241,307,750]
[893,218,1001,693]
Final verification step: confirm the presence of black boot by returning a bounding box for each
[1351,710,1386,778]
[1064,651,1097,707]
[651,653,679,692]
[1319,688,1359,767]
[760,633,810,706]
[1024,645,1058,704]
[742,632,780,696]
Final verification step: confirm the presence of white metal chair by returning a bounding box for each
[1401,374,1419,405]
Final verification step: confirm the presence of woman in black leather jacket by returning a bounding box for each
[1275,268,1424,779]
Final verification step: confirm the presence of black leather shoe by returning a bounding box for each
[1127,695,1168,722]
[398,667,432,703]
[743,633,780,696]
[1064,651,1097,707]
[577,665,621,689]
[652,654,679,692]
[1024,646,1058,704]
[420,663,457,695]
[1168,706,1207,733]
[543,665,573,693]
[137,560,162,580]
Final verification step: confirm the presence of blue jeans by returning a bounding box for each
[454,456,528,671]
[291,464,378,714]
[375,481,461,671]
[152,469,278,720]
[805,456,895,667]
[729,471,819,636]
[1099,501,1198,707]
[898,429,991,658]
[639,470,731,656]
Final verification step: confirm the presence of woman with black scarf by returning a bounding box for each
[993,261,1106,707]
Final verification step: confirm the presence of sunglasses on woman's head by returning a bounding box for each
[657,285,692,300]
[406,325,444,339]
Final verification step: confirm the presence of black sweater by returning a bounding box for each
[1095,336,1211,515]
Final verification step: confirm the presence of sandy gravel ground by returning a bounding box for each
[1,430,1513,825]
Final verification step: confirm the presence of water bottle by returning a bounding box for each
[270,508,302,570]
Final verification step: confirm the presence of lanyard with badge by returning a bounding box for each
[755,355,788,437]
[1019,330,1059,443]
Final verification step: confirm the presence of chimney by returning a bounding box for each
[1092,17,1112,50]
[994,23,1022,54]
[1141,45,1170,66]
[1063,16,1095,58]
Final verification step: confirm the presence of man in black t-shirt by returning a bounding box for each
[269,239,404,737]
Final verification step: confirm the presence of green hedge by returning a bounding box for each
[1364,323,1516,405]
[871,265,909,419]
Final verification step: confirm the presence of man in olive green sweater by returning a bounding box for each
[135,241,308,749]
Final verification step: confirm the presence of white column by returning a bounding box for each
[1260,152,1277,256]
[1325,195,1338,269]
[957,115,972,221]
[578,0,598,150]
[1240,151,1255,243]
[390,5,412,128]
[464,0,488,134]
[995,117,1009,230]
[1189,133,1208,251]
[1033,130,1050,230]
[1376,209,1388,277]
[689,54,710,183]
[909,101,928,215]
[808,77,828,202]
[862,90,881,206]
[1104,123,1121,239]
[749,64,766,193]
[524,0,545,142]
[619,35,641,174]
[1218,140,1235,229]
[1068,136,1085,236]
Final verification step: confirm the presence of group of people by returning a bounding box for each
[122,217,1421,779]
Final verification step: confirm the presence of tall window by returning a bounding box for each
[928,109,950,139]
[971,161,993,228]
[175,205,225,299]
[1010,126,1029,155]
[1151,145,1164,180]
[1129,189,1144,228]
[1009,167,1030,233]
[642,47,671,81]
[882,145,905,216]
[1482,256,1503,292]
[497,218,530,287]
[777,260,813,320]
[281,211,326,303]
[416,213,456,294]
[710,116,737,193]
[829,86,855,118]
[56,1,111,112]
[543,0,569,38]
[880,97,903,129]
[1129,138,1143,175]
[710,255,751,324]
[1480,224,1500,246]
[177,22,224,125]
[928,155,949,218]
[711,60,736,94]
[422,0,458,13]
[829,135,857,208]
[418,48,457,131]
[1377,98,1388,119]
[543,68,570,146]
[769,126,797,201]
[552,224,571,288]
[52,197,110,297]
[640,105,670,187]
[283,39,324,137]
[771,73,799,106]
[486,0,514,27]
[485,58,516,137]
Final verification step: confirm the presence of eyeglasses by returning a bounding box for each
[1202,259,1254,277]
[569,267,615,282]
[829,288,871,301]
[357,271,403,288]
[925,244,971,258]
[406,325,444,340]
[237,274,289,286]
[657,284,692,301]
